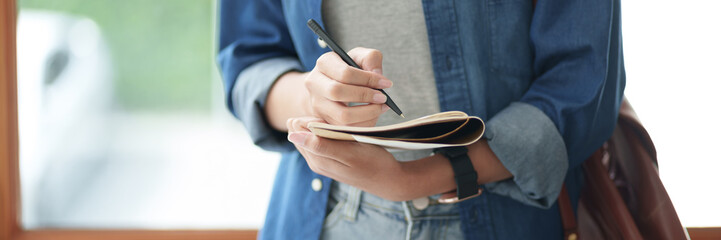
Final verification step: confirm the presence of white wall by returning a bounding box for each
[622,0,721,227]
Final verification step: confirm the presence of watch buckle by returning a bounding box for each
[437,188,482,204]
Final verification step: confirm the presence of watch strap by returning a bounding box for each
[435,146,480,200]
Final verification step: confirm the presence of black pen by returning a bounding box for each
[307,19,404,118]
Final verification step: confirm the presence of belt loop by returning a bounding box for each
[342,185,362,222]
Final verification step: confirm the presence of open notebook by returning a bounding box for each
[308,111,485,150]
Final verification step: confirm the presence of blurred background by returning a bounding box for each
[17,0,278,229]
[14,0,720,231]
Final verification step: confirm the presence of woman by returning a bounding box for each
[217,0,625,239]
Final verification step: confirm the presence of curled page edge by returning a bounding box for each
[350,118,484,150]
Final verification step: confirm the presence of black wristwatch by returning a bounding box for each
[434,146,482,203]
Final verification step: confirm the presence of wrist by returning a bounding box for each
[265,71,309,131]
[468,140,512,183]
[291,71,312,117]
[398,154,456,200]
[396,140,512,200]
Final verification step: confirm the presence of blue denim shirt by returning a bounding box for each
[217,0,625,239]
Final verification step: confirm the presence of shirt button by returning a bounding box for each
[311,178,323,192]
[317,37,328,48]
[411,197,429,210]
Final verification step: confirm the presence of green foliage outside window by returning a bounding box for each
[20,0,215,111]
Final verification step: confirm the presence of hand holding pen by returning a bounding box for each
[296,32,392,126]
[307,19,404,119]
[294,19,402,127]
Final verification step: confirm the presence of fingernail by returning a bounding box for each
[288,132,307,146]
[373,93,387,103]
[378,79,393,88]
[382,105,390,112]
[372,68,383,75]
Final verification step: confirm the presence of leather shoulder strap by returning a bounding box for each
[559,185,578,240]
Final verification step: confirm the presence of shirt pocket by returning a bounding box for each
[488,0,534,78]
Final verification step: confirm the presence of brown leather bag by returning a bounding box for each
[558,99,689,240]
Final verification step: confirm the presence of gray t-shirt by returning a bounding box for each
[323,0,440,161]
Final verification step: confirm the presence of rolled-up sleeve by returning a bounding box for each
[483,0,625,208]
[217,0,302,152]
[484,103,567,208]
[232,57,302,152]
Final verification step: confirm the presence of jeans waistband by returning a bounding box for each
[330,181,460,221]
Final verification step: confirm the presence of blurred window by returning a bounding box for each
[17,0,278,229]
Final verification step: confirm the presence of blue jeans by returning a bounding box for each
[321,181,463,240]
